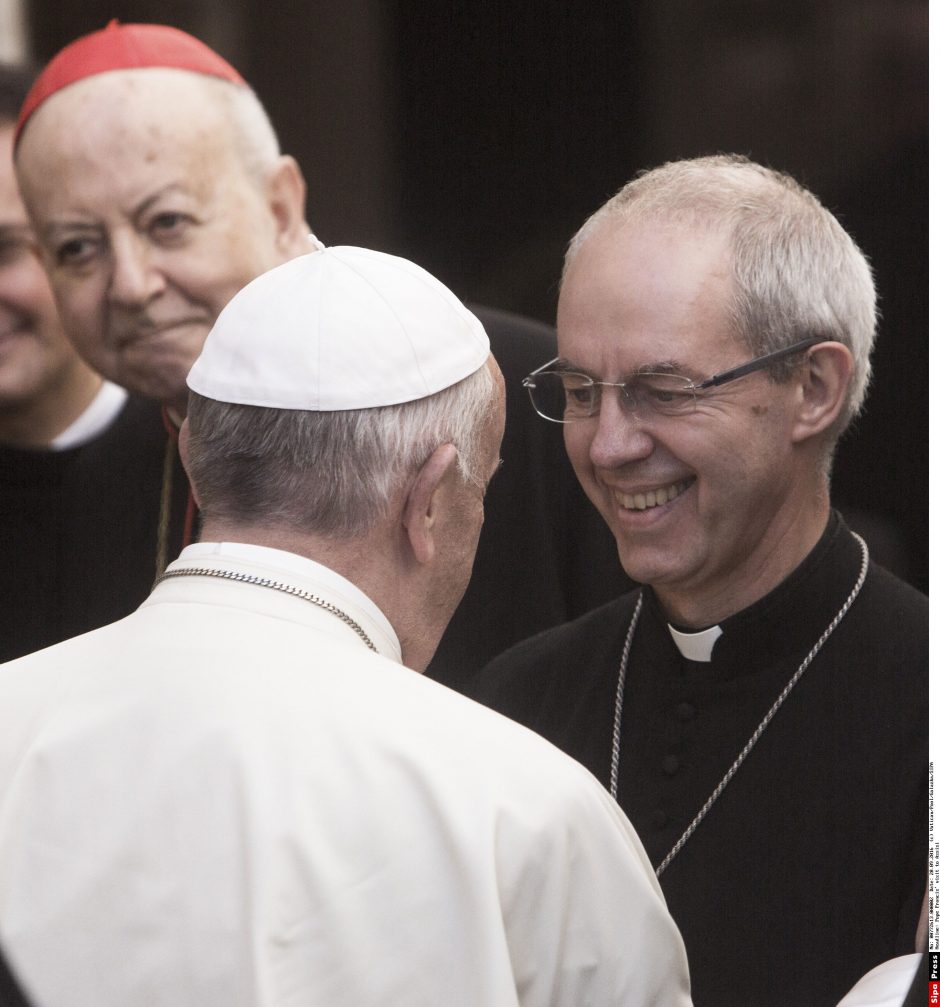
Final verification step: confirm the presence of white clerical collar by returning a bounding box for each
[50,380,127,450]
[667,622,723,662]
[179,541,397,653]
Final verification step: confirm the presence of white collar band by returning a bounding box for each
[667,623,723,663]
[50,380,127,451]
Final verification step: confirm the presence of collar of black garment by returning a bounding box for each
[0,440,83,485]
[641,511,864,681]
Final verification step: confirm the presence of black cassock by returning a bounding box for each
[468,512,927,1007]
[0,395,189,664]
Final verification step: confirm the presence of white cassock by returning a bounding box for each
[835,954,922,1007]
[0,543,691,1007]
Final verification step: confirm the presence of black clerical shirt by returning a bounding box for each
[469,512,927,1007]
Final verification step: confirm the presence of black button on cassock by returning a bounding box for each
[651,809,669,829]
[676,702,695,721]
[662,754,680,776]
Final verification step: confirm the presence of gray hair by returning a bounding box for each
[201,75,282,186]
[186,362,497,537]
[566,155,877,435]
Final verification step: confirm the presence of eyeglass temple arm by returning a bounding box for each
[523,357,562,385]
[696,337,826,390]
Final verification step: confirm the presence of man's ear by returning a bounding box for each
[266,155,309,256]
[402,444,459,566]
[177,419,202,510]
[791,341,854,444]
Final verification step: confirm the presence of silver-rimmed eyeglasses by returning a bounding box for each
[523,336,826,423]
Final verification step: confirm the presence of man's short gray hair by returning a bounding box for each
[566,154,876,435]
[205,76,282,185]
[186,362,497,537]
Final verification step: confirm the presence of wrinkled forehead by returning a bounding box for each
[558,218,738,370]
[14,69,247,220]
[566,214,730,281]
[561,219,732,315]
[17,68,232,169]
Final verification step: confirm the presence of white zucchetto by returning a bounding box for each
[187,246,490,410]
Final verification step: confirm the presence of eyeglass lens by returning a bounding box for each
[527,372,698,422]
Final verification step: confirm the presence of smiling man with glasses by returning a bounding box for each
[467,155,927,1007]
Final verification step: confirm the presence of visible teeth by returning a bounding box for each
[616,479,690,512]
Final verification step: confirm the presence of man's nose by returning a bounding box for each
[107,232,165,308]
[588,387,655,470]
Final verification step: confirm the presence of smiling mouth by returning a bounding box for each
[117,319,205,348]
[613,477,694,512]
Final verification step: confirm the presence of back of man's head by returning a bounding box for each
[567,154,876,437]
[184,247,500,538]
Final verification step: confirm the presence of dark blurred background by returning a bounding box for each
[18,0,929,591]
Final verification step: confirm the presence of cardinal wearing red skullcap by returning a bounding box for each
[17,20,245,145]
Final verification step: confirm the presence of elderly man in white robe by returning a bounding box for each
[0,245,691,1007]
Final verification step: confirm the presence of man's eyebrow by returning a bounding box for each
[555,356,695,379]
[636,359,687,376]
[553,357,593,375]
[39,183,192,241]
[132,183,190,219]
[40,221,101,243]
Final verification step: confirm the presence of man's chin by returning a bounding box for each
[116,364,192,412]
[614,540,690,592]
[110,328,207,402]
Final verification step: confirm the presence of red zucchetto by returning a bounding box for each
[16,20,245,146]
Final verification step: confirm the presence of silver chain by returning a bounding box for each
[610,532,869,877]
[156,566,379,653]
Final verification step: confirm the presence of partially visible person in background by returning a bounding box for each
[0,68,108,451]
[0,63,128,662]
[9,21,625,681]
